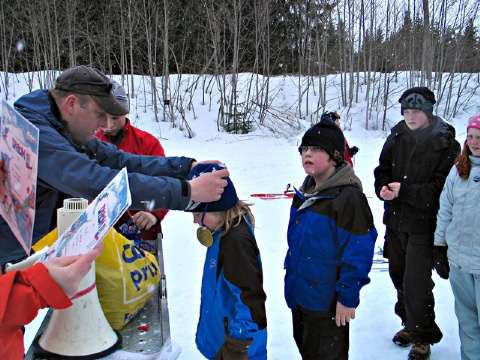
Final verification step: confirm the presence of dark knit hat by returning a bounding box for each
[398,87,436,116]
[299,118,345,166]
[55,66,128,116]
[320,111,341,122]
[184,164,239,212]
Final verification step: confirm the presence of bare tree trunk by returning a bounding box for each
[433,0,448,94]
[228,0,242,132]
[315,12,328,118]
[162,0,171,124]
[421,0,432,85]
[357,0,373,129]
[0,1,11,99]
[380,0,393,131]
[353,1,362,104]
[66,1,76,67]
[255,0,270,126]
[127,0,135,99]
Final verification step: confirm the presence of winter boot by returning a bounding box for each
[392,327,411,347]
[408,341,431,360]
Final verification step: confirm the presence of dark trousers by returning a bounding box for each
[292,307,349,360]
[385,227,443,344]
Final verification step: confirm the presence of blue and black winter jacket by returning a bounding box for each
[284,164,377,313]
[196,217,267,360]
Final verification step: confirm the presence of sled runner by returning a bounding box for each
[251,184,374,200]
[251,184,295,200]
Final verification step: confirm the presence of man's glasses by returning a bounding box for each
[298,146,324,154]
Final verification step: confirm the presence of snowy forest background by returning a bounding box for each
[1,0,480,133]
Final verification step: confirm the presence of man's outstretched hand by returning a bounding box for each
[189,168,230,202]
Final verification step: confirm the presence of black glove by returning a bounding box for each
[213,335,253,360]
[433,246,450,279]
[348,146,359,156]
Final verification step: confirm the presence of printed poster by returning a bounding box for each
[0,100,39,255]
[40,168,132,262]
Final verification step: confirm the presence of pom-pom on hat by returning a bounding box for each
[299,118,345,166]
[111,80,130,113]
[398,87,436,116]
[321,111,341,122]
[467,113,480,132]
[54,65,128,116]
[184,164,239,212]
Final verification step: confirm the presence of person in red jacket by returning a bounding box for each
[94,81,168,240]
[0,244,103,360]
[321,111,359,167]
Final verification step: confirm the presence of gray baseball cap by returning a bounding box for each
[54,66,128,116]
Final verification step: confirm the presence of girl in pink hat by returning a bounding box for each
[434,113,480,360]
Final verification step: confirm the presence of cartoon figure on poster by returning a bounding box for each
[0,101,39,255]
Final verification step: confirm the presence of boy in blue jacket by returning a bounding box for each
[284,119,377,359]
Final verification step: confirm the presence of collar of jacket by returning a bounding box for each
[298,192,335,211]
[470,155,480,166]
[393,116,455,151]
[104,118,131,146]
[296,164,363,211]
[300,163,363,195]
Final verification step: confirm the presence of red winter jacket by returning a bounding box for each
[0,263,71,360]
[95,119,168,239]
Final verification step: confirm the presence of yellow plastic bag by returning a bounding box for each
[34,228,161,330]
[32,228,58,252]
[96,229,160,330]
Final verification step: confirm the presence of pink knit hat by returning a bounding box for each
[467,113,480,131]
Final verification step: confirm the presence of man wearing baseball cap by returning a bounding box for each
[1,65,229,268]
[54,66,128,117]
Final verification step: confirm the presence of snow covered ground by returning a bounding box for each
[8,71,476,359]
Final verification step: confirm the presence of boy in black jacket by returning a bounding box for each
[374,87,460,360]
